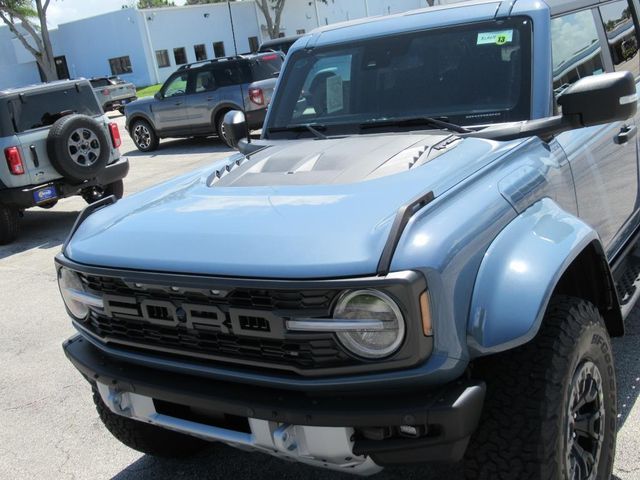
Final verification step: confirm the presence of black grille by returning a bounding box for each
[79,273,355,372]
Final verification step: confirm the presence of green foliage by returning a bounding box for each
[0,0,37,18]
[137,0,175,8]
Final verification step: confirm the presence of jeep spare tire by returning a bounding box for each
[47,114,110,182]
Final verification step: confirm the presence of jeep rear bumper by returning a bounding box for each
[0,157,129,209]
[64,333,485,467]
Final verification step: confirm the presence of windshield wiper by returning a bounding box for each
[268,124,328,140]
[360,116,471,134]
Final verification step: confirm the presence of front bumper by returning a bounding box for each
[0,157,129,209]
[64,334,485,467]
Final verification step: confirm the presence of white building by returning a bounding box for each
[0,0,452,90]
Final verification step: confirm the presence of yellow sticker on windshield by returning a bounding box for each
[477,30,513,45]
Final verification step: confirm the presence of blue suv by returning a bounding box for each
[59,1,640,478]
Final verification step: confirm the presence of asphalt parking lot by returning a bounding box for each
[0,112,639,480]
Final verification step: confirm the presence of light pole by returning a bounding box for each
[227,0,239,55]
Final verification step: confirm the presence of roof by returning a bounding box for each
[0,79,91,98]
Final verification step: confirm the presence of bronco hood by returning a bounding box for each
[66,134,516,278]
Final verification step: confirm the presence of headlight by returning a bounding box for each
[333,289,405,359]
[58,268,102,320]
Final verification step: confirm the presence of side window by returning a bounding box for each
[599,0,639,78]
[162,73,188,98]
[194,70,216,93]
[551,10,605,96]
[212,64,243,87]
[291,54,353,123]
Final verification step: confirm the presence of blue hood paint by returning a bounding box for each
[66,135,519,278]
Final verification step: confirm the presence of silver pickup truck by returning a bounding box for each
[90,77,137,114]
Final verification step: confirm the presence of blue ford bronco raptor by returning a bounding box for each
[58,0,640,478]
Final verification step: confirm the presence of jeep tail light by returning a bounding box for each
[249,87,265,106]
[108,122,122,148]
[4,147,25,175]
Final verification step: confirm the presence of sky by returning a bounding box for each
[46,0,188,27]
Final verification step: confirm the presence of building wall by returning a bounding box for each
[144,1,262,84]
[0,25,41,90]
[54,9,154,87]
[1,0,469,91]
[261,0,434,38]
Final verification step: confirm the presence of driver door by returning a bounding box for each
[154,72,192,134]
[552,6,640,256]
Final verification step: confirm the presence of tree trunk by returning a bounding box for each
[35,0,57,81]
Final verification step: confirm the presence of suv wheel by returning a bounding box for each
[81,179,125,204]
[216,114,233,148]
[47,114,111,183]
[0,204,20,245]
[92,389,210,457]
[131,119,159,152]
[464,296,616,480]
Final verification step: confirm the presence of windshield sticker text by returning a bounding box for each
[477,30,514,45]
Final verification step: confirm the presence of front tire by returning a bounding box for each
[464,296,616,480]
[130,119,159,152]
[93,389,209,458]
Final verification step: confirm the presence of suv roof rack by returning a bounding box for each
[177,55,247,71]
[176,52,279,71]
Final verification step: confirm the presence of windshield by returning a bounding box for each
[9,84,102,133]
[267,17,532,136]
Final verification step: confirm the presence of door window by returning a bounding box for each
[193,70,216,93]
[162,73,188,98]
[599,0,640,77]
[551,10,605,96]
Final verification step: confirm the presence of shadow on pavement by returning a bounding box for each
[0,208,78,260]
[122,137,233,158]
[111,444,462,480]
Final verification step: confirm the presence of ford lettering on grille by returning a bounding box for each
[101,294,285,339]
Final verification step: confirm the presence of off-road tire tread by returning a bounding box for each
[92,389,209,458]
[0,204,19,244]
[464,295,616,480]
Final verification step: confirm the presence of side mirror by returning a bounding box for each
[222,110,248,150]
[154,92,163,100]
[558,70,637,127]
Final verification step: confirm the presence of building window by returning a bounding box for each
[248,36,260,53]
[213,41,226,58]
[173,47,187,65]
[108,56,132,75]
[194,44,207,61]
[155,49,170,68]
[296,29,306,35]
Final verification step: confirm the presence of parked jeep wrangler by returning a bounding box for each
[59,0,639,478]
[0,79,129,244]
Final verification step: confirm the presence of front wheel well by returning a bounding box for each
[127,116,153,133]
[553,240,623,337]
